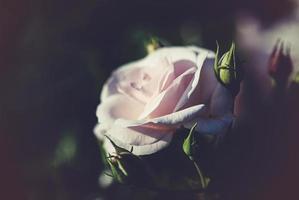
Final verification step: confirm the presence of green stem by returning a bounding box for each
[193,160,207,189]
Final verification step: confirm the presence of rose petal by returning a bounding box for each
[209,83,234,116]
[184,83,234,136]
[115,104,207,128]
[192,114,234,135]
[94,123,109,140]
[146,47,198,64]
[187,46,215,59]
[173,50,210,110]
[179,55,219,112]
[100,46,213,102]
[94,124,173,155]
[100,46,215,102]
[116,59,173,104]
[100,60,143,101]
[138,67,196,119]
[96,94,144,125]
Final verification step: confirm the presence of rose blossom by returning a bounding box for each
[94,46,234,155]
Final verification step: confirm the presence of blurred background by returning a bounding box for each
[1,0,298,199]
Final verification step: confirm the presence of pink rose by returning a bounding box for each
[94,46,234,155]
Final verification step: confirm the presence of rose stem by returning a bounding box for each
[192,159,206,189]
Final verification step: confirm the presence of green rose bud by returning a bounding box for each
[183,123,198,160]
[104,136,155,186]
[182,124,210,189]
[214,41,243,96]
[104,136,133,183]
[106,155,129,183]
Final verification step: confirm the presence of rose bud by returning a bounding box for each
[103,136,155,185]
[95,46,234,156]
[183,123,198,160]
[103,136,133,183]
[106,155,128,184]
[214,42,243,96]
[183,123,210,189]
[268,40,293,85]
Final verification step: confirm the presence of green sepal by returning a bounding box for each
[104,135,133,155]
[99,141,109,168]
[107,158,128,183]
[214,41,220,79]
[104,136,158,186]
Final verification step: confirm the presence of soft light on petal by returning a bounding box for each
[96,94,144,125]
[116,104,207,128]
[138,67,196,119]
[185,114,234,135]
[174,50,211,110]
[101,126,173,155]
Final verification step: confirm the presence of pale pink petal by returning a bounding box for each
[138,67,196,119]
[115,104,207,128]
[100,46,215,102]
[116,67,152,104]
[180,56,218,109]
[158,65,176,92]
[104,57,172,104]
[184,84,234,136]
[100,60,143,101]
[154,46,214,64]
[100,77,117,101]
[173,50,210,110]
[144,47,198,64]
[93,123,110,141]
[187,46,215,59]
[98,125,173,155]
[122,58,172,103]
[96,94,144,125]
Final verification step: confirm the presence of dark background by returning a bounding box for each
[0,0,296,200]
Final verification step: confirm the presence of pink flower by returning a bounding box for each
[94,47,234,155]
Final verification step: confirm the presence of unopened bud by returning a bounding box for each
[214,41,243,96]
[106,156,128,183]
[104,136,155,186]
[183,123,198,160]
[268,39,293,85]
